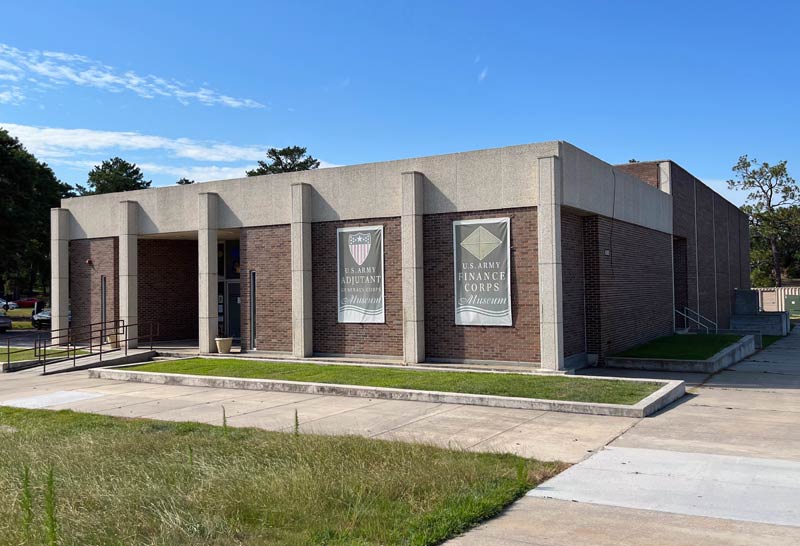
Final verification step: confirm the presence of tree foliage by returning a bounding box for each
[176,177,195,185]
[728,155,799,286]
[0,128,74,296]
[77,157,151,195]
[246,146,320,176]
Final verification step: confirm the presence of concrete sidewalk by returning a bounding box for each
[0,367,636,464]
[449,327,800,544]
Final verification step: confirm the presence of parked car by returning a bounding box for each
[0,298,19,310]
[31,309,51,330]
[14,297,40,308]
[0,315,11,333]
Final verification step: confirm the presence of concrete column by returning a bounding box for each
[291,183,313,357]
[50,208,70,345]
[198,192,219,353]
[537,155,565,371]
[119,201,139,348]
[401,171,425,364]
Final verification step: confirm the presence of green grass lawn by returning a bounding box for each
[0,408,565,546]
[762,335,785,349]
[2,347,86,363]
[128,359,661,405]
[615,334,742,360]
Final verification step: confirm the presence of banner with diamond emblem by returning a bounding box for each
[453,218,511,326]
[337,225,385,323]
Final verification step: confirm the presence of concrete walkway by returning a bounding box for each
[0,365,635,464]
[449,327,800,544]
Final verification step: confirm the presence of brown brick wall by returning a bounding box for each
[138,239,198,341]
[670,162,750,329]
[584,216,674,357]
[561,211,586,357]
[423,207,539,363]
[240,225,292,352]
[69,237,119,337]
[615,162,660,188]
[312,218,403,357]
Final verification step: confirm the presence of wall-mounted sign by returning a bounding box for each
[453,218,512,326]
[337,225,385,323]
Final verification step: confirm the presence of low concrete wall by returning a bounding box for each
[731,313,790,336]
[89,366,685,418]
[604,335,756,374]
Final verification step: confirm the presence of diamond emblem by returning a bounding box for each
[460,226,502,261]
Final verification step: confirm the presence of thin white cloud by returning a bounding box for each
[1,122,341,185]
[0,87,24,104]
[1,122,266,162]
[478,66,488,82]
[0,43,264,108]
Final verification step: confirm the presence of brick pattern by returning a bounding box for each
[312,218,403,357]
[423,208,539,363]
[240,225,292,352]
[138,240,198,341]
[561,211,586,357]
[583,216,674,358]
[69,238,119,339]
[670,163,750,329]
[615,162,660,188]
[673,237,689,327]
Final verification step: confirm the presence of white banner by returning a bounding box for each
[337,225,385,323]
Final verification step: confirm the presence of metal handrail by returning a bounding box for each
[683,307,718,332]
[41,321,159,374]
[2,320,159,374]
[674,307,718,334]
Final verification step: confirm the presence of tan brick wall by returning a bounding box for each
[138,239,198,341]
[69,237,119,338]
[615,162,660,188]
[423,207,539,363]
[311,218,403,357]
[240,225,292,352]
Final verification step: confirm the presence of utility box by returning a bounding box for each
[786,295,800,320]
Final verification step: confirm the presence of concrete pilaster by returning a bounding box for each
[291,183,313,357]
[537,155,565,371]
[401,171,425,364]
[198,192,219,353]
[119,201,139,348]
[50,208,70,345]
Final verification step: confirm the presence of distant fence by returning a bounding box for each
[752,287,800,312]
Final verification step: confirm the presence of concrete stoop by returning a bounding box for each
[603,335,756,373]
[89,366,685,418]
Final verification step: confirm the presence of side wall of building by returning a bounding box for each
[583,217,674,358]
[240,225,293,352]
[561,211,586,357]
[69,237,119,334]
[138,239,198,341]
[670,163,750,328]
[423,207,539,363]
[311,218,404,357]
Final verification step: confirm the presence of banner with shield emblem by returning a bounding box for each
[337,225,385,323]
[453,218,512,326]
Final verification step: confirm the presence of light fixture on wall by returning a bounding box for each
[85,259,93,265]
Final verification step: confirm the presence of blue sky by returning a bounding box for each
[1,0,798,205]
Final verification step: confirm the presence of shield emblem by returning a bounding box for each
[349,233,372,266]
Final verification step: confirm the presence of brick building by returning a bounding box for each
[51,141,749,372]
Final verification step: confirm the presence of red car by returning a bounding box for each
[14,297,39,308]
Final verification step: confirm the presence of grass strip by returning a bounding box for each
[0,407,565,546]
[128,358,661,405]
[615,334,742,360]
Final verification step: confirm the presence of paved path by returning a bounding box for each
[449,327,800,544]
[0,366,635,464]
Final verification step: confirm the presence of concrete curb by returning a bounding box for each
[88,368,685,418]
[604,335,756,373]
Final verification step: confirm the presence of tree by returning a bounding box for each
[728,155,799,286]
[0,128,74,297]
[77,157,151,195]
[246,146,320,176]
[176,177,195,185]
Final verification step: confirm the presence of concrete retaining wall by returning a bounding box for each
[731,313,791,336]
[604,335,756,373]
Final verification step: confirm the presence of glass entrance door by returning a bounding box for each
[226,281,241,340]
